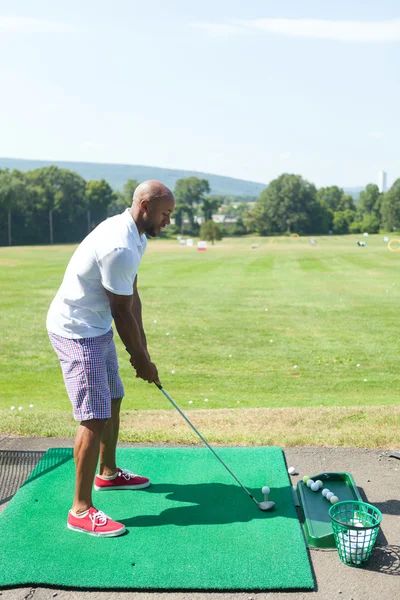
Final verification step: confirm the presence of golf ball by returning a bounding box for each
[303,476,310,483]
[322,488,330,497]
[311,482,320,492]
[330,495,339,504]
[315,480,323,489]
[306,479,315,488]
[326,492,334,501]
[288,467,296,475]
[261,486,270,495]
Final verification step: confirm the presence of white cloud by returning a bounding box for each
[193,18,400,43]
[0,16,78,33]
[80,142,107,153]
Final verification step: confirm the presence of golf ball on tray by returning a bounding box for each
[330,495,339,504]
[322,488,330,497]
[306,479,315,488]
[311,482,320,492]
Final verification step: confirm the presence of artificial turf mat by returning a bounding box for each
[0,446,314,591]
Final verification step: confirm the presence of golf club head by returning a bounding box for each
[258,500,275,511]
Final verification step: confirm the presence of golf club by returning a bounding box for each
[154,382,275,512]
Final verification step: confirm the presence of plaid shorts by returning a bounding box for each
[48,329,124,422]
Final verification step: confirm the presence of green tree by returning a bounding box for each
[251,174,323,235]
[360,213,380,234]
[358,184,382,219]
[337,194,356,212]
[332,210,356,234]
[381,179,400,231]
[317,186,345,212]
[26,166,87,243]
[0,169,27,245]
[174,177,210,228]
[200,220,223,245]
[108,179,139,216]
[201,195,223,220]
[85,179,115,229]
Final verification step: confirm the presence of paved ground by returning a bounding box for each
[0,436,399,600]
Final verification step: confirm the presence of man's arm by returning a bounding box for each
[104,288,158,383]
[131,276,147,353]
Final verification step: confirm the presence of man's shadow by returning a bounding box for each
[120,482,294,527]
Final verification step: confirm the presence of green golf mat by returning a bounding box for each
[0,447,314,591]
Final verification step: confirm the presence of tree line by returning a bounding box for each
[0,166,399,246]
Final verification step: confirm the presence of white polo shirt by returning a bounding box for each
[46,209,147,339]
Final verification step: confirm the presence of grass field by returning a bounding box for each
[0,234,399,446]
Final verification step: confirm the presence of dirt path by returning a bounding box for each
[0,437,399,600]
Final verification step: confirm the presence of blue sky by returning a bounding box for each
[0,0,399,188]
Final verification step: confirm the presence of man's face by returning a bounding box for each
[143,196,175,237]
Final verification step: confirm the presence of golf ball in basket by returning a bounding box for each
[311,482,320,492]
[306,479,314,488]
[261,486,270,495]
[330,495,339,504]
[322,488,330,497]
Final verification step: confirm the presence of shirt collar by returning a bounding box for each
[124,208,146,246]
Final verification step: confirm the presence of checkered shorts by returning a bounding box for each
[48,329,124,422]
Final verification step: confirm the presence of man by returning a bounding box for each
[47,180,175,537]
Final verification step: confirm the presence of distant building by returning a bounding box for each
[378,170,387,193]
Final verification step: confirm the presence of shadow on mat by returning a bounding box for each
[120,482,296,527]
[21,448,73,488]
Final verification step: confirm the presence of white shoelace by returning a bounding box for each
[89,510,108,530]
[120,469,138,481]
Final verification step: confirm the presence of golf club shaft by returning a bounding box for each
[154,382,259,507]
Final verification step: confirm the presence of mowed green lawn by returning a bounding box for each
[0,234,399,444]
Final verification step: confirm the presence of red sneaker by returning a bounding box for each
[67,507,126,537]
[94,468,151,491]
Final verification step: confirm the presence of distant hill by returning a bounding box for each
[0,157,266,198]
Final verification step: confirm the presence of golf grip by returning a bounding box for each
[154,382,258,506]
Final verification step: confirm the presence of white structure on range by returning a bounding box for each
[378,170,387,193]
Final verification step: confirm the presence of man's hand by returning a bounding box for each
[130,352,159,384]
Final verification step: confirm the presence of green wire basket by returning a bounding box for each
[329,501,382,567]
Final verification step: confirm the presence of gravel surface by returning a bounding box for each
[0,437,399,600]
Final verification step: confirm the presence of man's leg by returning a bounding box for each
[72,418,107,514]
[99,398,122,477]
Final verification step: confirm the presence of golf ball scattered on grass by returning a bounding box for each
[311,482,320,491]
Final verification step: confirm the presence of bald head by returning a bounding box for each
[131,180,175,237]
[132,180,174,206]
